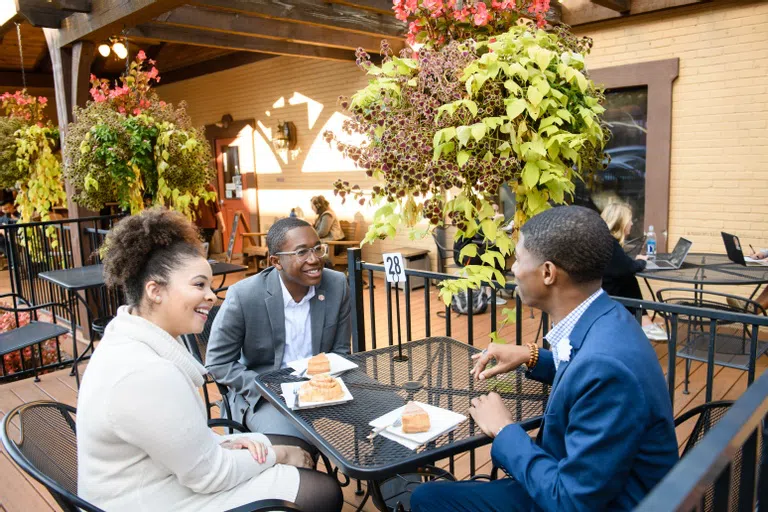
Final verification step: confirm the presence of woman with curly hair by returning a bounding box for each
[76,207,342,512]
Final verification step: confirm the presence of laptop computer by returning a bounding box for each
[721,232,768,266]
[645,237,693,270]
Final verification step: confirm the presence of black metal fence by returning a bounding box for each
[636,369,768,512]
[346,248,768,503]
[0,214,125,381]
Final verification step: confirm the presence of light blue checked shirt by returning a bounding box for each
[545,288,604,370]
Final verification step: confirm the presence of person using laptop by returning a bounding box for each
[727,246,768,311]
[600,203,648,315]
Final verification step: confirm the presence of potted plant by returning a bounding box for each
[0,91,66,227]
[325,0,608,334]
[64,50,215,217]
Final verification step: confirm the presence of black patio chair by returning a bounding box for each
[1,401,304,512]
[180,301,247,433]
[673,400,742,512]
[655,288,768,393]
[0,292,70,382]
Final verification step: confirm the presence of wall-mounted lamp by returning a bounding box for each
[98,36,128,59]
[272,121,297,151]
[215,114,234,129]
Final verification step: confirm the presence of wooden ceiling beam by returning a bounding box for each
[566,0,712,26]
[161,51,274,84]
[126,23,360,62]
[0,70,53,87]
[327,0,395,16]
[590,0,630,13]
[190,0,406,39]
[155,5,402,53]
[57,0,189,47]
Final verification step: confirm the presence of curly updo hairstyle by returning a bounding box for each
[102,207,204,306]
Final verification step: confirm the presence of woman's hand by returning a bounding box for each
[636,254,648,261]
[750,250,768,260]
[221,438,269,464]
[274,445,313,468]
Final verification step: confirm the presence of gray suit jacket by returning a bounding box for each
[205,266,351,421]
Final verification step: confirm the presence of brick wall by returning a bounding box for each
[158,0,768,281]
[574,0,768,255]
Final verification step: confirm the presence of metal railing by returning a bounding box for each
[346,248,768,489]
[636,369,767,512]
[0,214,125,381]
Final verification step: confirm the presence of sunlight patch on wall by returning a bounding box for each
[301,112,368,173]
[288,92,324,130]
[272,97,285,108]
[254,129,282,174]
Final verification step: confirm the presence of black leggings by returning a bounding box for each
[265,435,343,512]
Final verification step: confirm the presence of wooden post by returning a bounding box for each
[45,29,98,343]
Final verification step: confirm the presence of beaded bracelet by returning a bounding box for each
[526,343,539,370]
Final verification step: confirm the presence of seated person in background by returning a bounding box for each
[0,198,18,262]
[207,217,351,438]
[411,205,679,512]
[77,208,342,512]
[311,195,344,242]
[600,202,648,316]
[729,248,768,311]
[193,182,226,245]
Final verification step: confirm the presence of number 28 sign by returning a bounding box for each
[383,253,406,283]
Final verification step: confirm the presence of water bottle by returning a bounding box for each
[646,225,657,261]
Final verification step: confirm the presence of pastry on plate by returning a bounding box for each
[298,374,344,403]
[307,353,331,375]
[401,401,431,433]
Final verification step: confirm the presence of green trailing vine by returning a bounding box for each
[326,23,609,343]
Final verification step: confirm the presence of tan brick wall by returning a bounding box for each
[158,56,441,267]
[574,0,768,256]
[159,0,768,288]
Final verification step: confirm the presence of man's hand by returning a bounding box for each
[470,343,530,381]
[469,392,514,438]
[636,254,648,261]
[221,438,269,464]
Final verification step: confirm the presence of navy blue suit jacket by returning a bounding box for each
[491,292,678,511]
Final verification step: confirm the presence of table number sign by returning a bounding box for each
[383,252,406,283]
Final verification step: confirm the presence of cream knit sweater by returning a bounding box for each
[76,306,299,511]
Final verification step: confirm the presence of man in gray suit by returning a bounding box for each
[206,217,351,437]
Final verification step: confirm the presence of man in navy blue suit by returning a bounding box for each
[411,205,679,512]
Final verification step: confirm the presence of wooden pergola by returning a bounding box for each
[0,0,709,258]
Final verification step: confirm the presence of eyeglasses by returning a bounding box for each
[274,243,328,261]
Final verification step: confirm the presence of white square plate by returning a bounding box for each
[287,353,358,378]
[281,378,353,410]
[369,401,467,446]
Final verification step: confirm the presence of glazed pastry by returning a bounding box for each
[299,374,344,403]
[307,353,331,375]
[401,401,431,433]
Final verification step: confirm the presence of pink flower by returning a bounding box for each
[423,0,443,11]
[118,106,126,114]
[38,97,48,105]
[473,2,491,25]
[159,101,166,107]
[147,67,159,79]
[453,6,471,21]
[137,50,147,61]
[133,108,141,115]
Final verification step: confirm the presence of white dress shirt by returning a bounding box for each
[279,275,315,368]
[545,288,604,370]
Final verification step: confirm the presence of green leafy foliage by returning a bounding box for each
[326,26,608,342]
[63,53,215,217]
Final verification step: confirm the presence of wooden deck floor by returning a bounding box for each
[1,274,766,511]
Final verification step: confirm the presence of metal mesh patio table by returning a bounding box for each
[254,336,549,482]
